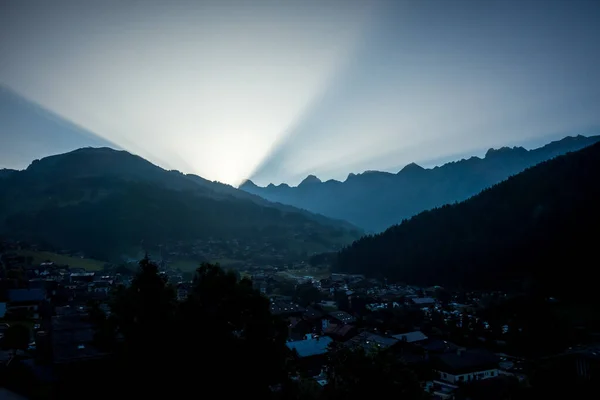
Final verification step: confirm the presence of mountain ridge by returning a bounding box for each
[0,147,362,261]
[334,141,600,300]
[240,135,600,231]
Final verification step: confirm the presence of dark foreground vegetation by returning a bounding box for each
[16,258,424,400]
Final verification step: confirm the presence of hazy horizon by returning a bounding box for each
[2,0,599,186]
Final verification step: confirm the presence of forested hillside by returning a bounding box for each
[335,142,600,300]
[0,148,361,261]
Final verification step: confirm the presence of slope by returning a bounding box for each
[0,148,361,261]
[334,142,600,300]
[241,135,600,232]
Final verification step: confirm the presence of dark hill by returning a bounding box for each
[0,148,361,261]
[240,135,600,232]
[334,142,600,300]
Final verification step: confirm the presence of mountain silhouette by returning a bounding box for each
[240,135,600,232]
[0,148,361,261]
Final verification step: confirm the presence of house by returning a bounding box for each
[302,306,326,334]
[411,297,436,306]
[346,331,398,352]
[70,273,94,284]
[327,311,355,325]
[392,331,428,344]
[421,339,464,354]
[286,334,333,376]
[287,317,313,341]
[6,289,46,319]
[324,324,357,342]
[270,300,305,317]
[304,306,324,321]
[89,281,111,294]
[454,375,523,400]
[433,349,500,387]
[318,300,337,309]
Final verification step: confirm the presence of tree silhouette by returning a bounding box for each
[91,259,289,398]
[2,324,30,354]
[324,342,425,400]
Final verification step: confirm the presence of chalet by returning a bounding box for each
[431,349,500,399]
[286,334,333,375]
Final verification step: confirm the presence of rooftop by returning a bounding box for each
[411,297,436,305]
[329,311,355,324]
[324,324,355,338]
[8,288,45,303]
[347,331,399,350]
[270,300,306,316]
[392,331,428,343]
[436,349,499,375]
[286,336,333,358]
[304,306,324,320]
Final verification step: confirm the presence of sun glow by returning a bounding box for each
[0,0,375,185]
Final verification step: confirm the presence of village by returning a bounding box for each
[0,238,597,399]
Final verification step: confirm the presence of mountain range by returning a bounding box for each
[241,135,600,232]
[0,148,361,262]
[335,141,600,300]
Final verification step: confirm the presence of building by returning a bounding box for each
[6,289,46,319]
[346,331,399,352]
[411,297,436,306]
[431,349,500,399]
[286,335,333,375]
[392,331,428,344]
[70,273,95,284]
[324,324,356,342]
[270,300,305,317]
[327,311,355,325]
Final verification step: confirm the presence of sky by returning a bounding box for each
[1,0,599,186]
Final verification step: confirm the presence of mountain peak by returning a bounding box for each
[399,162,425,174]
[299,174,322,186]
[484,146,526,158]
[239,179,257,189]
